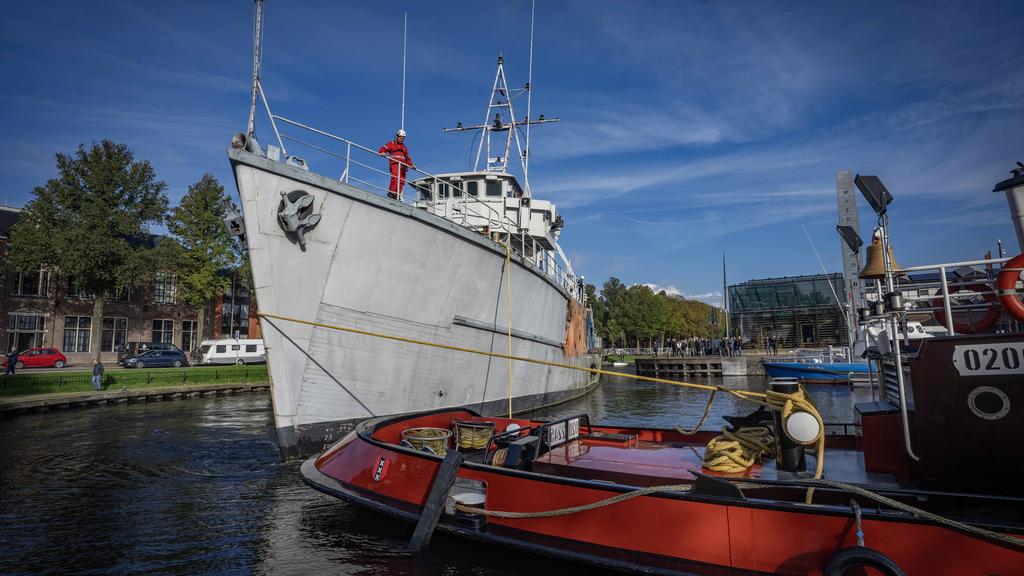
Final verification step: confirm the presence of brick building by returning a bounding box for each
[0,206,258,365]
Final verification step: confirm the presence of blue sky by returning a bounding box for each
[2,1,1022,305]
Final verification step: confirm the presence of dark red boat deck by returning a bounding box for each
[532,437,899,488]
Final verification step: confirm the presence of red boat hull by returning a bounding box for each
[303,409,1024,575]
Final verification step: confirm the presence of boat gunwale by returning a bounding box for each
[228,147,579,302]
[299,455,769,576]
[342,407,1024,533]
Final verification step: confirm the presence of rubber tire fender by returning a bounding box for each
[824,546,905,576]
[997,252,1024,322]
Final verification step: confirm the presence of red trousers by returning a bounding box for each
[388,162,408,198]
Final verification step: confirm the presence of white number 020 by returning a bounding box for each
[952,344,1024,376]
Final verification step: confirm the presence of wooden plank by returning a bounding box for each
[409,450,465,551]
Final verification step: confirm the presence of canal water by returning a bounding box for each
[0,372,872,575]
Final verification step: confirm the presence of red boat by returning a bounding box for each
[302,168,1024,576]
[301,332,1024,575]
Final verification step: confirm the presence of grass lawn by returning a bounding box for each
[0,364,269,397]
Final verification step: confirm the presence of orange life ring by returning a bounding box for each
[931,283,1000,334]
[997,253,1024,322]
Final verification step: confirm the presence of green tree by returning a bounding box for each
[7,141,168,361]
[164,174,239,350]
[585,283,607,344]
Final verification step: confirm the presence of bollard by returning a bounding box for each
[769,378,806,473]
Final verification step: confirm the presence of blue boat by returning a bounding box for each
[761,358,871,383]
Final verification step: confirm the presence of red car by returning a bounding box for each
[2,347,68,369]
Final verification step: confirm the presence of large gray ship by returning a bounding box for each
[228,3,599,457]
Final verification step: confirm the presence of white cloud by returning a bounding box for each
[643,283,681,296]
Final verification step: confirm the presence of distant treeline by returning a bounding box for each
[587,278,725,348]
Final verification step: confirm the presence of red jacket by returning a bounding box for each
[378,140,413,168]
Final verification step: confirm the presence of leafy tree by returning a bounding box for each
[165,174,239,350]
[585,283,606,343]
[589,278,722,346]
[7,141,168,361]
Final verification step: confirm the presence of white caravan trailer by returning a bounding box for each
[198,339,266,365]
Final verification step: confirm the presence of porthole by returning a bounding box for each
[967,386,1010,421]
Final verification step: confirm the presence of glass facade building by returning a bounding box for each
[728,273,848,348]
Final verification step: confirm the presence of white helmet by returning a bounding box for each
[396,129,407,137]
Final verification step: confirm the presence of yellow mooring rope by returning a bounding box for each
[258,311,826,478]
[503,242,513,419]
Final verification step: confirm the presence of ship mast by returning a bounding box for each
[247,0,266,139]
[443,55,557,197]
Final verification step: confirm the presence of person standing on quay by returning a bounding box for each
[379,129,415,200]
[92,359,105,391]
[5,347,18,375]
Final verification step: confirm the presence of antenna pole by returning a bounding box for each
[247,0,266,137]
[524,0,536,190]
[401,12,408,131]
[723,253,729,338]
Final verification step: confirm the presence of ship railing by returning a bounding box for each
[876,256,1018,336]
[254,108,583,302]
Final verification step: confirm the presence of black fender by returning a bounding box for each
[825,547,905,576]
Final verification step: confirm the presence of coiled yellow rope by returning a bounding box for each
[702,426,775,473]
[454,422,493,450]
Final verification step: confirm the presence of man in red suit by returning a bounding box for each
[378,129,415,200]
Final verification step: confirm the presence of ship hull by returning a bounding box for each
[229,149,599,458]
[762,361,869,383]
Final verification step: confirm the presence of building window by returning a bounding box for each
[101,317,128,352]
[10,270,49,297]
[221,278,250,339]
[153,272,177,304]
[63,316,92,353]
[107,286,131,302]
[181,320,198,353]
[152,319,174,343]
[8,314,46,351]
[66,277,88,299]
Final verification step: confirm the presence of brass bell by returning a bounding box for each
[859,236,903,279]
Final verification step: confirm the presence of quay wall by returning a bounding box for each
[0,382,270,416]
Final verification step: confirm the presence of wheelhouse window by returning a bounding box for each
[101,317,128,353]
[152,319,174,343]
[181,320,198,353]
[451,181,463,198]
[437,181,450,199]
[10,270,49,297]
[416,181,433,201]
[153,272,177,304]
[485,180,502,197]
[466,181,478,196]
[63,316,91,353]
[8,313,46,351]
